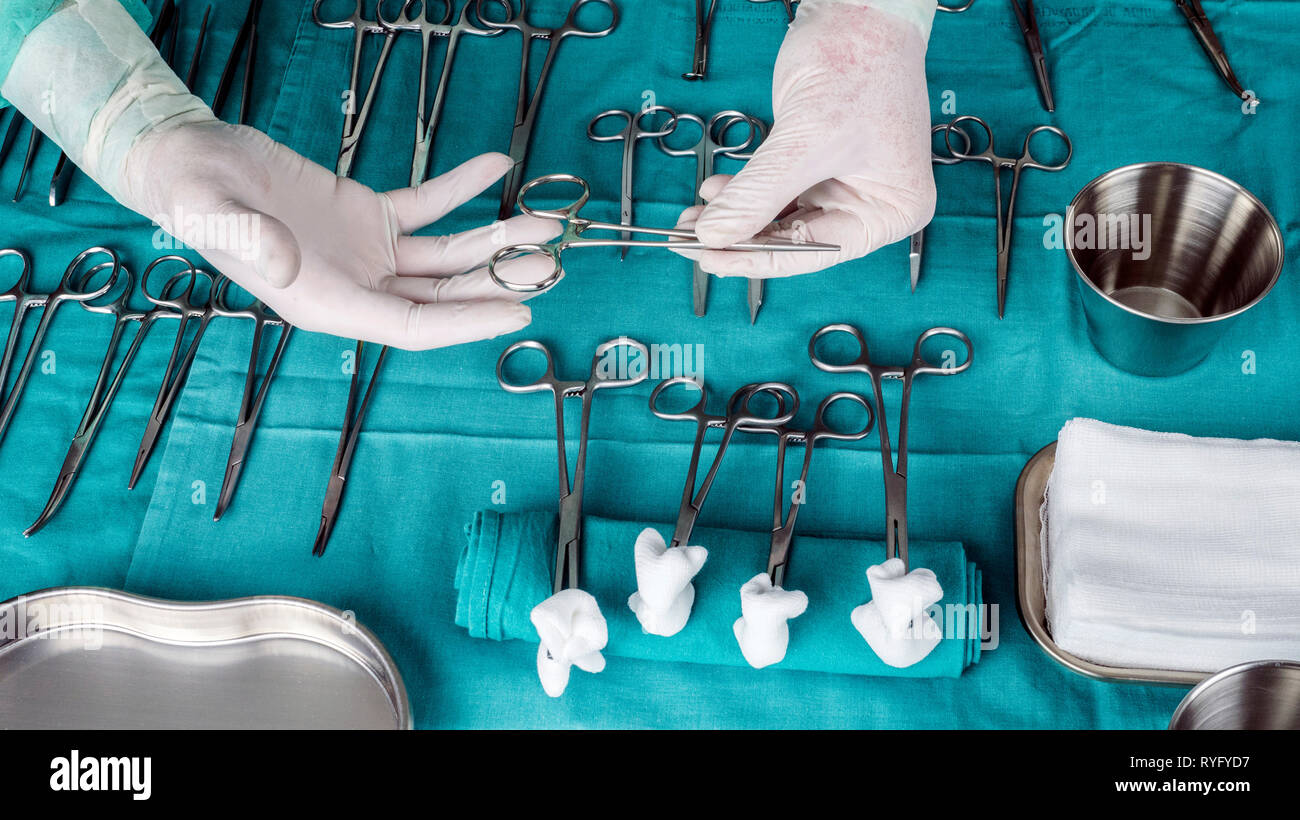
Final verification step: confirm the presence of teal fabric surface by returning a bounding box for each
[455,510,982,677]
[1,0,1297,727]
[0,0,152,109]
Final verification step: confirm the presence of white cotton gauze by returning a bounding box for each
[851,558,943,668]
[0,0,212,206]
[1043,418,1300,673]
[798,0,937,39]
[732,574,808,669]
[627,528,708,637]
[530,589,608,698]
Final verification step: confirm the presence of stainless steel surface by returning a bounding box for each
[0,588,412,729]
[1169,660,1300,729]
[1013,442,1203,686]
[1066,163,1283,377]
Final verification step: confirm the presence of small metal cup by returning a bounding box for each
[1169,660,1300,730]
[1066,163,1284,377]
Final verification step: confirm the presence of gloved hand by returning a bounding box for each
[675,0,937,278]
[0,0,556,350]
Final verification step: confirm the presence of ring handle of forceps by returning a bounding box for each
[709,110,761,158]
[937,0,975,12]
[0,248,33,295]
[586,107,679,143]
[140,255,203,310]
[908,326,975,377]
[806,391,875,443]
[488,173,588,292]
[1017,124,1073,172]
[586,336,651,391]
[931,121,971,166]
[721,115,766,161]
[496,340,566,394]
[375,0,452,30]
[59,247,123,303]
[210,276,282,322]
[73,262,134,317]
[312,0,379,29]
[649,377,798,429]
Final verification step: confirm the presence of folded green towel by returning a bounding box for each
[456,511,983,678]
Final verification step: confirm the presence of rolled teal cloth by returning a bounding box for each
[456,511,983,678]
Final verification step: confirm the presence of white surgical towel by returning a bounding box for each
[530,589,608,697]
[1043,418,1300,673]
[851,558,944,668]
[733,574,808,669]
[627,528,709,637]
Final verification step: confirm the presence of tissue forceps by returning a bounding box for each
[0,247,121,450]
[26,263,196,536]
[908,122,972,292]
[587,106,680,260]
[655,112,768,317]
[756,392,874,588]
[942,115,1071,318]
[651,378,798,549]
[497,338,650,593]
[1010,0,1054,112]
[378,0,500,187]
[1174,0,1257,109]
[474,0,622,220]
[313,0,410,177]
[128,262,220,490]
[809,324,973,571]
[487,173,837,293]
[210,278,292,522]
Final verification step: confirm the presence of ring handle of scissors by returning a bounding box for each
[733,381,800,429]
[721,115,766,161]
[586,109,633,142]
[811,391,875,442]
[0,248,32,295]
[558,0,620,38]
[649,376,712,422]
[313,0,371,28]
[634,105,679,139]
[709,111,760,157]
[943,115,995,164]
[808,323,873,374]
[587,337,650,390]
[211,275,279,321]
[937,0,975,12]
[59,247,122,303]
[74,262,133,316]
[655,112,705,158]
[496,339,565,394]
[141,255,202,310]
[910,326,974,376]
[470,0,524,32]
[931,122,971,166]
[516,172,590,221]
[488,244,563,293]
[1019,125,1073,172]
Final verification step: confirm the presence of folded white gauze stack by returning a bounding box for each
[1043,418,1300,673]
[733,574,808,669]
[627,529,708,637]
[530,590,608,698]
[851,558,944,668]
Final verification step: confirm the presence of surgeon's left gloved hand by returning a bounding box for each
[674,0,937,278]
[0,0,556,350]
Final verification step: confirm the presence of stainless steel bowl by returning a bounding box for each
[1066,163,1284,377]
[1169,660,1300,730]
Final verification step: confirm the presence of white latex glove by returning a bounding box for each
[674,0,936,278]
[1,0,557,350]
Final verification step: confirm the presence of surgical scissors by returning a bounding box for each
[756,392,874,588]
[379,0,500,187]
[908,122,971,293]
[943,114,1071,318]
[211,277,293,522]
[586,106,679,260]
[650,378,798,549]
[128,261,220,490]
[656,112,765,317]
[473,0,621,220]
[313,0,411,178]
[314,340,387,556]
[1010,0,1054,113]
[809,324,973,571]
[0,247,121,449]
[487,173,838,293]
[26,262,196,536]
[497,338,649,593]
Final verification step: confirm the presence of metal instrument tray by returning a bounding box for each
[1014,442,1202,687]
[0,588,412,729]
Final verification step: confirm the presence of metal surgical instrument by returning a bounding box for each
[655,112,766,317]
[26,262,196,536]
[650,378,797,548]
[717,115,770,324]
[128,261,219,490]
[1174,0,1258,110]
[748,0,796,23]
[909,122,971,293]
[0,247,121,450]
[487,173,838,293]
[809,324,973,571]
[497,338,649,592]
[943,114,1071,318]
[313,0,410,178]
[213,0,264,125]
[1010,0,1054,113]
[379,0,499,187]
[586,106,679,260]
[211,277,292,522]
[684,0,717,80]
[314,340,387,556]
[475,0,621,220]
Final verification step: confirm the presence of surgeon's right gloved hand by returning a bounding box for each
[0,0,556,350]
[674,0,937,279]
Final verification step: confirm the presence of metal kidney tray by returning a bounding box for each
[0,588,412,729]
[1014,443,1203,687]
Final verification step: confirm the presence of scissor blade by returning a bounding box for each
[49,153,75,207]
[693,264,709,317]
[748,278,763,324]
[24,440,88,537]
[0,111,23,166]
[312,474,346,557]
[213,424,252,522]
[127,416,166,490]
[1033,53,1055,112]
[13,126,41,203]
[909,230,924,292]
